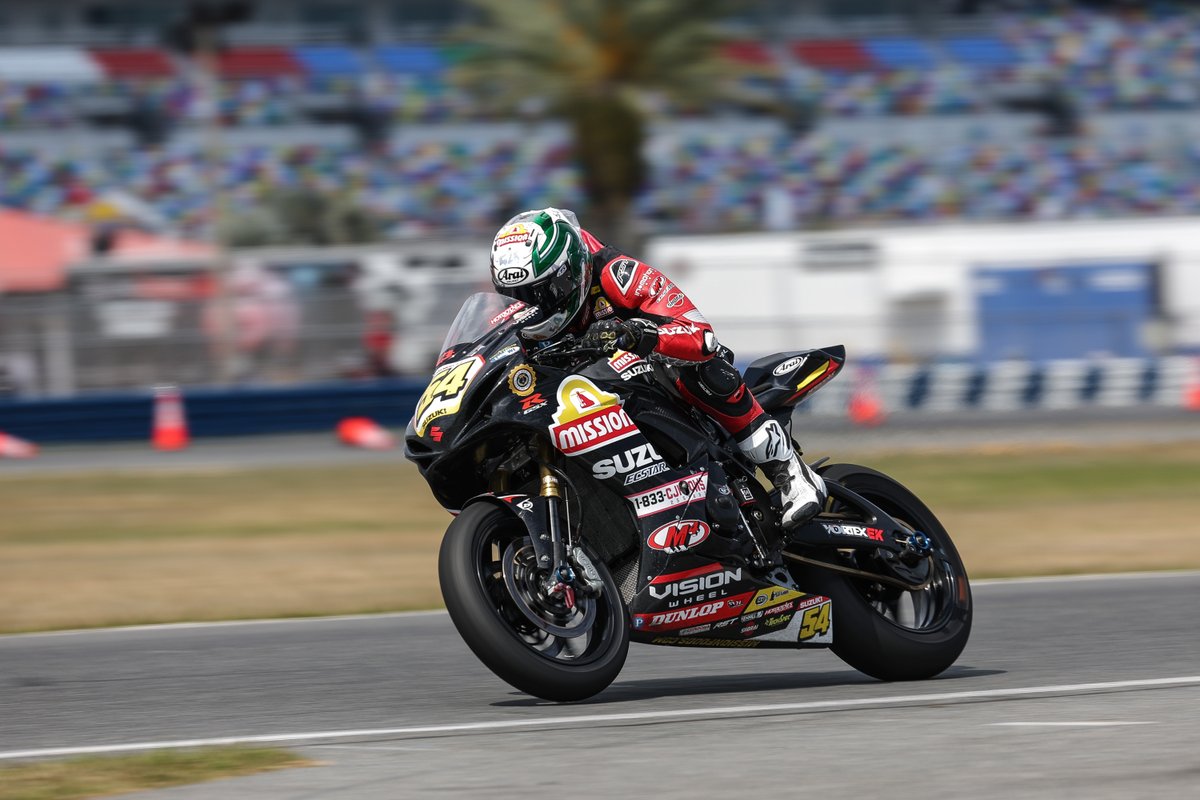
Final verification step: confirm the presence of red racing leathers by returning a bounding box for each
[576,229,767,441]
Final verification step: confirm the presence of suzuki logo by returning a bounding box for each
[591,443,662,481]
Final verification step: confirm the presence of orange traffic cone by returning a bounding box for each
[1187,358,1200,412]
[0,431,38,459]
[848,390,886,426]
[1187,385,1200,412]
[848,366,887,427]
[336,417,395,450]
[152,385,190,451]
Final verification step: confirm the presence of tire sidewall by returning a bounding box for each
[803,464,973,681]
[438,501,630,701]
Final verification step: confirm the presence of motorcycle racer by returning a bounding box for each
[489,207,826,529]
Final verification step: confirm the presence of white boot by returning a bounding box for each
[738,419,826,528]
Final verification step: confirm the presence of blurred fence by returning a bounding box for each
[0,244,488,397]
[0,355,1194,446]
[3,288,1184,400]
[0,291,383,396]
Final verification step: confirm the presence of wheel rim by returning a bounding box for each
[832,492,967,634]
[474,520,618,665]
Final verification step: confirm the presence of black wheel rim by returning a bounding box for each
[473,519,619,665]
[831,490,968,634]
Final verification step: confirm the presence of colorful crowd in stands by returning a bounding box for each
[2,11,1200,129]
[641,134,1200,230]
[3,9,1200,237]
[0,139,583,237]
[777,11,1200,115]
[5,132,1199,238]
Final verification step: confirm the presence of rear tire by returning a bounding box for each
[438,502,629,701]
[799,464,972,681]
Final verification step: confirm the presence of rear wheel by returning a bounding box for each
[797,464,972,681]
[438,502,629,701]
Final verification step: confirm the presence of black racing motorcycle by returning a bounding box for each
[404,293,971,701]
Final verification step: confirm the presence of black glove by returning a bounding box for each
[580,319,626,353]
[619,318,659,356]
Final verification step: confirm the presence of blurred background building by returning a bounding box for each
[0,0,1198,415]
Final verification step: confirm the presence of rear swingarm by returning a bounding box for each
[783,481,934,589]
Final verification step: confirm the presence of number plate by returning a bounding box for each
[413,355,485,436]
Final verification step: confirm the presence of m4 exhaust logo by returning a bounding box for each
[647,520,711,553]
[591,443,666,484]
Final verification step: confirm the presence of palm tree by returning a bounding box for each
[454,0,755,245]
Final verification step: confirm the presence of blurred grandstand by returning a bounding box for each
[1,0,1199,409]
[5,1,1200,235]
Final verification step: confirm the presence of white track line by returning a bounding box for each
[0,610,449,639]
[5,570,1196,640]
[991,721,1156,728]
[972,570,1200,587]
[2,676,1197,761]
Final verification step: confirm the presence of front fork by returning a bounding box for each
[538,444,602,608]
[539,463,573,578]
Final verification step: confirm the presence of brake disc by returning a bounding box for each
[501,541,596,638]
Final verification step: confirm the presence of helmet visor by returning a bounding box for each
[506,266,580,341]
[506,265,573,309]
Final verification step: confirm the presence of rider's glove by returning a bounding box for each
[619,318,659,357]
[580,319,626,354]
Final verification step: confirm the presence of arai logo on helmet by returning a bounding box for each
[496,266,529,286]
[772,356,808,377]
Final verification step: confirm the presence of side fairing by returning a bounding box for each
[536,360,832,647]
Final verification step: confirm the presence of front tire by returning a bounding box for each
[799,464,972,681]
[438,502,629,701]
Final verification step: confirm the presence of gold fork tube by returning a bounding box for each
[539,465,561,498]
[537,440,561,498]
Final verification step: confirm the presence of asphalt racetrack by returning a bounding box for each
[3,572,1198,798]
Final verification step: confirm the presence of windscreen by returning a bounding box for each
[438,292,526,351]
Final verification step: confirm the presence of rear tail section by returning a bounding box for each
[743,346,846,411]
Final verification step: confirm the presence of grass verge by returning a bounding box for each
[2,442,1198,633]
[0,747,310,800]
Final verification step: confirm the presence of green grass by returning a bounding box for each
[2,443,1198,632]
[0,465,437,545]
[865,444,1200,508]
[0,747,309,800]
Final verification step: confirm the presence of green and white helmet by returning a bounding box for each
[490,208,590,341]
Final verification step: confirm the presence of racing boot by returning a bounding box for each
[738,418,826,528]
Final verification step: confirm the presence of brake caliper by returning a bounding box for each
[570,547,605,597]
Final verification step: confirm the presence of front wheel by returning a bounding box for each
[438,502,629,701]
[797,464,972,681]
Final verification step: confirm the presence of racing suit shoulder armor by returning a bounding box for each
[597,256,716,363]
[598,256,649,308]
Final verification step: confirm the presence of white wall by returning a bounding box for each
[647,216,1200,361]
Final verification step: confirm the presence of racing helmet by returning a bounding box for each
[490,208,590,341]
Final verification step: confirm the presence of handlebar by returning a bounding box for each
[525,334,610,366]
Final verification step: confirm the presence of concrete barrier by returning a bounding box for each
[0,380,426,443]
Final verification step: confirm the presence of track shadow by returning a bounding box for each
[491,665,1004,707]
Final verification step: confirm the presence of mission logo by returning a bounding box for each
[548,376,639,455]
